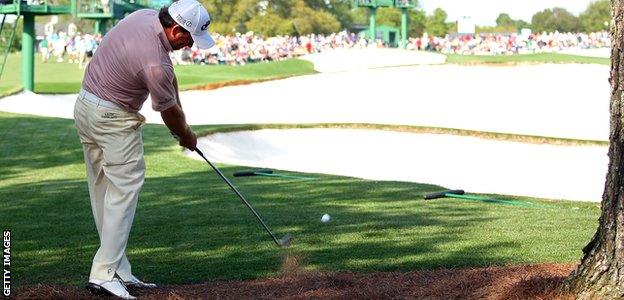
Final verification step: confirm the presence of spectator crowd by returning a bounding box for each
[38,27,611,68]
[38,31,102,69]
[169,31,368,65]
[407,31,611,55]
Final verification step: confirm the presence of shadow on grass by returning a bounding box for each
[2,171,520,288]
[0,113,195,179]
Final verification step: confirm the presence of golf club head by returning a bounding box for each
[278,234,293,247]
[424,189,465,200]
[233,170,257,177]
[234,169,274,177]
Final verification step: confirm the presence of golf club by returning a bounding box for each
[233,169,274,177]
[173,133,292,247]
[424,189,466,200]
[234,169,316,180]
[424,189,542,208]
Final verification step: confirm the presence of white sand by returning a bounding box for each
[558,48,611,58]
[299,48,447,72]
[0,63,609,141]
[192,128,608,202]
[0,91,77,119]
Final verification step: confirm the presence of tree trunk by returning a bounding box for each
[566,1,624,298]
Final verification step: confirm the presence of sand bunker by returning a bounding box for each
[190,128,607,202]
[0,63,609,141]
[559,48,610,58]
[299,48,447,72]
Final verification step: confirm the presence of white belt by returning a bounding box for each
[79,88,126,111]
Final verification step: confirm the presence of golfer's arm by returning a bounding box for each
[161,104,191,138]
[173,76,182,108]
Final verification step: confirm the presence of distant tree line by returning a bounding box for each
[198,0,612,37]
[530,0,611,33]
[11,0,611,53]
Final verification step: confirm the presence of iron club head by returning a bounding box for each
[181,143,291,249]
[278,234,293,247]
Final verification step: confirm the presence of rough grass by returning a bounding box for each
[0,111,600,289]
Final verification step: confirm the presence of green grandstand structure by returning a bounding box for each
[0,0,168,91]
[354,0,416,49]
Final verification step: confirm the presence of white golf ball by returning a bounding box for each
[321,214,331,223]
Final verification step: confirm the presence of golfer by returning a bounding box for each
[73,0,214,298]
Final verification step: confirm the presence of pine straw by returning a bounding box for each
[14,263,576,299]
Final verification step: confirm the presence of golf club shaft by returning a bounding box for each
[445,193,540,208]
[193,148,282,246]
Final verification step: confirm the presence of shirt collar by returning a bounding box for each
[155,18,173,52]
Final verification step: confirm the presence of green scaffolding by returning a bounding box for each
[354,0,416,49]
[0,0,164,91]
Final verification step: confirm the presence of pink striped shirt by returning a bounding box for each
[82,9,177,112]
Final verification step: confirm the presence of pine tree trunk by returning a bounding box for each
[566,1,624,298]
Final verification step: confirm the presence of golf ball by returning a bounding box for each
[321,214,331,223]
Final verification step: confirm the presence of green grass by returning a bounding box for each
[190,123,609,146]
[445,53,610,65]
[173,60,314,90]
[0,111,600,287]
[0,53,316,96]
[0,53,86,96]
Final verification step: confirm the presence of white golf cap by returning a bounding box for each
[168,0,215,49]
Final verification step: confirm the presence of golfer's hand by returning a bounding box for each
[178,128,197,150]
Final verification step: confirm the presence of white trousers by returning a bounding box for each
[74,90,146,281]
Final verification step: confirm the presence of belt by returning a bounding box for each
[79,88,126,111]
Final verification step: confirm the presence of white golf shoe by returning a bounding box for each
[123,275,157,288]
[86,277,136,299]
